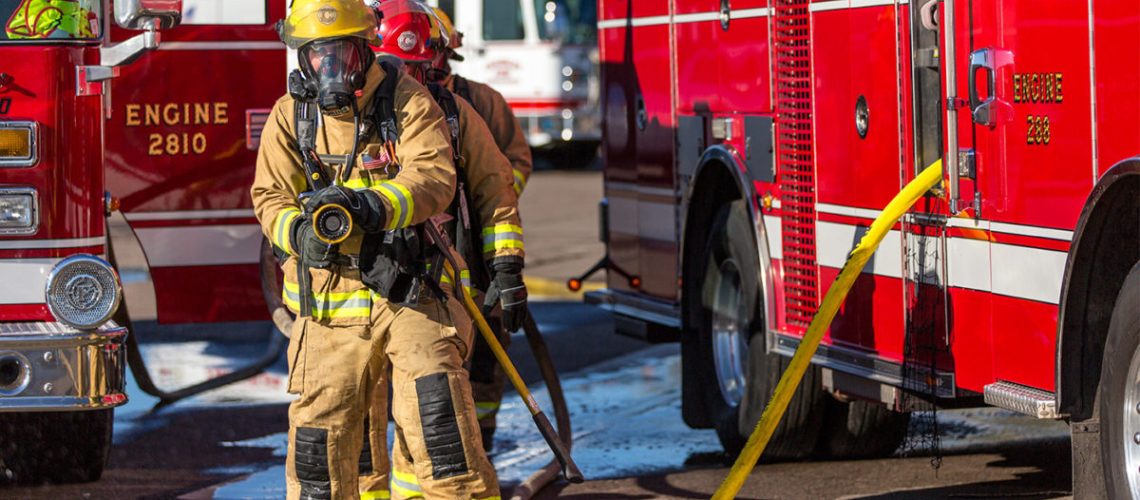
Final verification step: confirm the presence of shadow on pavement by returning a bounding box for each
[850,441,1072,499]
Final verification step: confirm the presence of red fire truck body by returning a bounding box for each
[593,0,1139,493]
[105,4,286,325]
[0,0,284,482]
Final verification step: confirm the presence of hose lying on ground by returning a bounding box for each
[115,238,290,409]
[713,161,944,499]
[509,313,574,500]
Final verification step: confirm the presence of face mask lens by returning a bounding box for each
[301,40,364,81]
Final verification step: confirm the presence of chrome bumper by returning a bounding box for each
[0,322,127,411]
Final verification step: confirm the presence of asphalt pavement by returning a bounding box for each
[5,169,1080,499]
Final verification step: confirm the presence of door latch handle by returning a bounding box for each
[968,48,997,127]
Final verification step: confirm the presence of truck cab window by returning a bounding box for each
[182,0,266,26]
[483,0,524,40]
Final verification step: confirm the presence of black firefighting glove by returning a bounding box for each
[306,185,388,234]
[488,260,528,333]
[291,215,337,269]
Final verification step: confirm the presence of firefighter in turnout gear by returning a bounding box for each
[427,6,534,453]
[429,7,533,197]
[356,2,527,497]
[252,1,498,497]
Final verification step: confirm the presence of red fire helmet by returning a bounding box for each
[373,0,445,63]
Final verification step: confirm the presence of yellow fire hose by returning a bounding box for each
[712,160,943,499]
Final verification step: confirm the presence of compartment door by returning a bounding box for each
[961,0,1093,390]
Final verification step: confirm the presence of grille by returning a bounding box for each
[774,0,818,332]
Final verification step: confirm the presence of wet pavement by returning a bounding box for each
[2,301,1074,499]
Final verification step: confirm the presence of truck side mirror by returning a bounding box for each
[115,0,183,30]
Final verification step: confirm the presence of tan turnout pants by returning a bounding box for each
[286,289,498,500]
[359,287,508,499]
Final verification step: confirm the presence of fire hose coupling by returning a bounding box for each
[45,255,122,331]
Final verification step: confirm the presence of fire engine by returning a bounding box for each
[589,0,1138,496]
[427,0,600,154]
[0,0,286,483]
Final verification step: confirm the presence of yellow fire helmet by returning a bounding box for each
[280,0,381,50]
[432,6,462,50]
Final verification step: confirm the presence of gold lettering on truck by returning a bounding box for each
[1012,72,1063,146]
[122,102,231,156]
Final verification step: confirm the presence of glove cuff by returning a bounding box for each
[288,215,308,256]
[358,190,388,233]
[490,256,524,274]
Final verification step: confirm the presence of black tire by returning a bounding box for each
[736,332,828,460]
[692,201,826,458]
[817,398,910,459]
[0,409,113,485]
[1099,262,1140,498]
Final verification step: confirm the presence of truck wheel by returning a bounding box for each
[817,398,910,459]
[694,201,825,458]
[0,409,113,484]
[1099,262,1140,498]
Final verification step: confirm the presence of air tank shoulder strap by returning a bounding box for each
[371,61,402,145]
[427,82,463,163]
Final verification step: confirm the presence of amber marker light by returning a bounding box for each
[0,123,36,166]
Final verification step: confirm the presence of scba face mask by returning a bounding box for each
[300,39,372,116]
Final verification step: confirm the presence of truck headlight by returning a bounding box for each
[0,122,37,167]
[46,255,122,331]
[0,188,37,235]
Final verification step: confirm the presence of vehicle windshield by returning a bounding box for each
[535,0,595,45]
[1,0,102,42]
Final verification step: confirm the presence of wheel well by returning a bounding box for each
[1058,160,1140,420]
[681,159,746,331]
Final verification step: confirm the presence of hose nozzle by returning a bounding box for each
[312,204,353,245]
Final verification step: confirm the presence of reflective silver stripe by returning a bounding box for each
[124,209,255,221]
[0,237,104,250]
[374,183,412,229]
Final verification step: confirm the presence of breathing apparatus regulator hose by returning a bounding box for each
[712,161,944,499]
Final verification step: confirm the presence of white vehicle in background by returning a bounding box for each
[429,0,599,156]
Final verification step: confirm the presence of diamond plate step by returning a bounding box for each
[983,380,1059,419]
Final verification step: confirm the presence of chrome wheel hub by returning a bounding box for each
[1124,345,1140,497]
[711,260,749,407]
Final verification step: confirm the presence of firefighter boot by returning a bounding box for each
[469,311,511,452]
[380,291,498,499]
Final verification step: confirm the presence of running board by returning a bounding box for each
[983,381,1060,419]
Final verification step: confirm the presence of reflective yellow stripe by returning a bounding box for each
[475,401,500,420]
[361,490,391,500]
[483,224,524,235]
[390,469,422,499]
[342,177,374,189]
[273,208,302,256]
[282,280,372,320]
[372,182,414,230]
[440,269,475,297]
[482,224,524,254]
[513,168,527,195]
